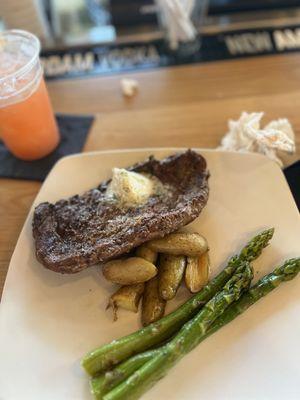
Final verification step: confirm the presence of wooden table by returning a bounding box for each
[1,53,299,296]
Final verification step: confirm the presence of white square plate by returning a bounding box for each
[1,149,299,400]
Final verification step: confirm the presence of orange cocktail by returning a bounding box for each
[0,30,59,160]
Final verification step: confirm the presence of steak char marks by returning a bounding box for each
[33,150,209,273]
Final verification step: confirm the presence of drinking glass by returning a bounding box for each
[0,30,59,160]
[157,0,209,58]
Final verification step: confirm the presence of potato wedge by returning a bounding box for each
[141,276,166,326]
[147,233,208,256]
[185,251,210,293]
[108,283,145,321]
[158,254,186,300]
[103,257,157,285]
[135,245,158,264]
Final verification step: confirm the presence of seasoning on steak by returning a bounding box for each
[32,150,209,273]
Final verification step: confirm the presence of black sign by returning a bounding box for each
[41,25,300,80]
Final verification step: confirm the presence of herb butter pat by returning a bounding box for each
[107,168,160,207]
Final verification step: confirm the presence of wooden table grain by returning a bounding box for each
[1,53,300,296]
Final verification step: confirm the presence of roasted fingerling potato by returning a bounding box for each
[108,283,145,321]
[103,231,209,324]
[148,233,208,257]
[185,251,210,293]
[135,245,158,264]
[141,276,166,326]
[103,257,157,285]
[158,254,186,300]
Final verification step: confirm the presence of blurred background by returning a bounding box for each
[1,1,300,79]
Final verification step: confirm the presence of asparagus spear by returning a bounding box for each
[103,258,300,400]
[82,229,274,376]
[103,263,253,400]
[90,350,160,400]
[208,257,300,335]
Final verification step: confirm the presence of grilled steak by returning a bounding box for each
[33,150,209,273]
